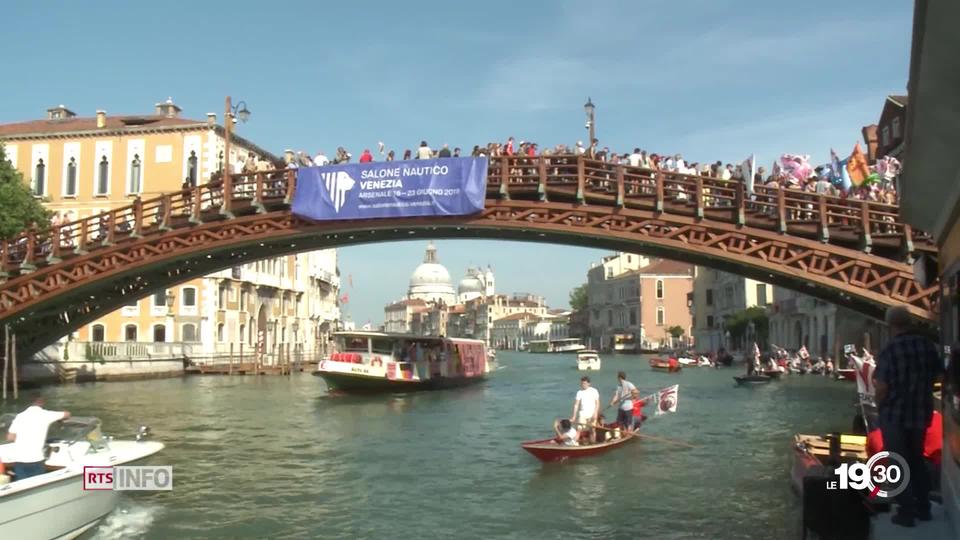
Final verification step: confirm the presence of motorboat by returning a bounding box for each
[649,358,681,372]
[576,350,601,371]
[676,356,698,367]
[0,415,164,540]
[314,331,493,393]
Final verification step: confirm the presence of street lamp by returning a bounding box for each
[583,97,596,146]
[165,290,175,344]
[221,96,252,217]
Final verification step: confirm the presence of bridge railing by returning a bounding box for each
[0,156,928,280]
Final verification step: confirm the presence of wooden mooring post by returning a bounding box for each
[229,343,234,375]
[239,342,244,372]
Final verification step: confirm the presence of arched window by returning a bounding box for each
[182,323,197,342]
[124,324,138,342]
[656,307,665,326]
[34,159,45,196]
[152,324,166,343]
[656,279,664,299]
[128,154,142,194]
[91,324,105,342]
[65,157,78,196]
[97,155,109,195]
[217,323,225,342]
[187,151,198,186]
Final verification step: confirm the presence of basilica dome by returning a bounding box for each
[408,242,456,304]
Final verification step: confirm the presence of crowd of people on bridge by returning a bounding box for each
[285,136,900,206]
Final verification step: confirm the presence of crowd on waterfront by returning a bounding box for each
[286,137,900,205]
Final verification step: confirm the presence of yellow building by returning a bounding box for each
[0,100,339,377]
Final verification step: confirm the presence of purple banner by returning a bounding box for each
[291,157,488,221]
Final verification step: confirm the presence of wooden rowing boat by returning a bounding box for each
[762,369,783,379]
[791,433,867,496]
[733,375,772,385]
[521,427,637,463]
[649,358,681,372]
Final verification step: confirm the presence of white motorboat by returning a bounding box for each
[0,415,164,540]
[576,350,602,371]
[677,356,698,366]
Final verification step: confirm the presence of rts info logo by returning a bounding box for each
[83,465,173,491]
[827,451,910,499]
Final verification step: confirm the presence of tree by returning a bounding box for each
[666,325,685,339]
[725,306,769,349]
[569,283,588,311]
[0,144,51,240]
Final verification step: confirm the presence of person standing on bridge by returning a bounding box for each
[873,305,943,527]
[438,144,451,158]
[5,395,70,481]
[416,141,432,160]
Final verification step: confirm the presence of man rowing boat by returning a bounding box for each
[609,371,637,432]
[570,376,600,443]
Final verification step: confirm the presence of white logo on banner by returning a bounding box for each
[323,170,356,213]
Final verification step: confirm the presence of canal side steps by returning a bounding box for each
[56,363,78,384]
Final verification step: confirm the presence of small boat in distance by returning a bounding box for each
[527,338,587,353]
[521,425,637,463]
[0,415,164,540]
[734,375,772,385]
[576,350,602,371]
[314,331,492,393]
[650,358,682,372]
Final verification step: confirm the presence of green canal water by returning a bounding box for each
[2,352,857,539]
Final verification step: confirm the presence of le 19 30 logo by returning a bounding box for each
[829,451,910,499]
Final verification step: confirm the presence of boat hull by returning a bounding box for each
[314,371,485,394]
[835,369,856,381]
[734,375,772,385]
[521,433,637,463]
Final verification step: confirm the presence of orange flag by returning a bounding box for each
[846,142,870,187]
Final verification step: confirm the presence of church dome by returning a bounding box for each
[458,275,484,294]
[407,242,456,304]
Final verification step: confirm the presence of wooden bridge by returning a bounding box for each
[0,155,938,357]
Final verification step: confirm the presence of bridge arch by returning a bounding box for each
[0,155,937,357]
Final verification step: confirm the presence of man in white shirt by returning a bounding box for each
[571,376,600,443]
[416,141,433,160]
[5,396,70,481]
[628,148,643,167]
[313,151,329,167]
[609,371,638,432]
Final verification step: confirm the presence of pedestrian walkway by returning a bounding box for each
[870,502,953,539]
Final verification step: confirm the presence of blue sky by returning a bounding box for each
[2,1,913,324]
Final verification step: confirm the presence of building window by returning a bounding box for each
[33,159,45,196]
[153,324,166,343]
[240,290,248,311]
[128,154,142,194]
[182,287,196,307]
[705,289,713,306]
[187,151,198,186]
[96,155,109,195]
[124,324,138,342]
[892,116,902,139]
[629,309,637,326]
[218,285,227,309]
[607,310,613,326]
[239,324,246,344]
[606,267,613,279]
[756,284,768,305]
[656,280,664,299]
[182,324,197,342]
[65,158,78,196]
[217,323,225,342]
[91,324,105,342]
[627,255,631,263]
[153,290,167,307]
[881,126,890,146]
[706,315,714,329]
[657,307,665,326]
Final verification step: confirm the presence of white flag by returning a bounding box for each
[742,155,756,194]
[654,384,679,416]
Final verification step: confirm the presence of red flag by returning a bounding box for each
[846,142,870,187]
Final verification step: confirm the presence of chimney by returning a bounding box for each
[96,110,106,128]
[154,97,182,118]
[207,113,216,126]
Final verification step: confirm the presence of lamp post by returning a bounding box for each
[584,97,596,147]
[222,96,251,217]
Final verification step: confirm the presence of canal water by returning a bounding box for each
[2,352,857,539]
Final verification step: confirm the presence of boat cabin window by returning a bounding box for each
[371,338,394,355]
[342,337,369,353]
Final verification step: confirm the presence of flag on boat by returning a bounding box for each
[653,385,679,416]
[847,142,871,187]
[752,342,761,361]
[798,345,809,360]
[850,350,876,403]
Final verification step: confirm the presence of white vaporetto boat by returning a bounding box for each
[0,415,164,540]
[576,350,602,371]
